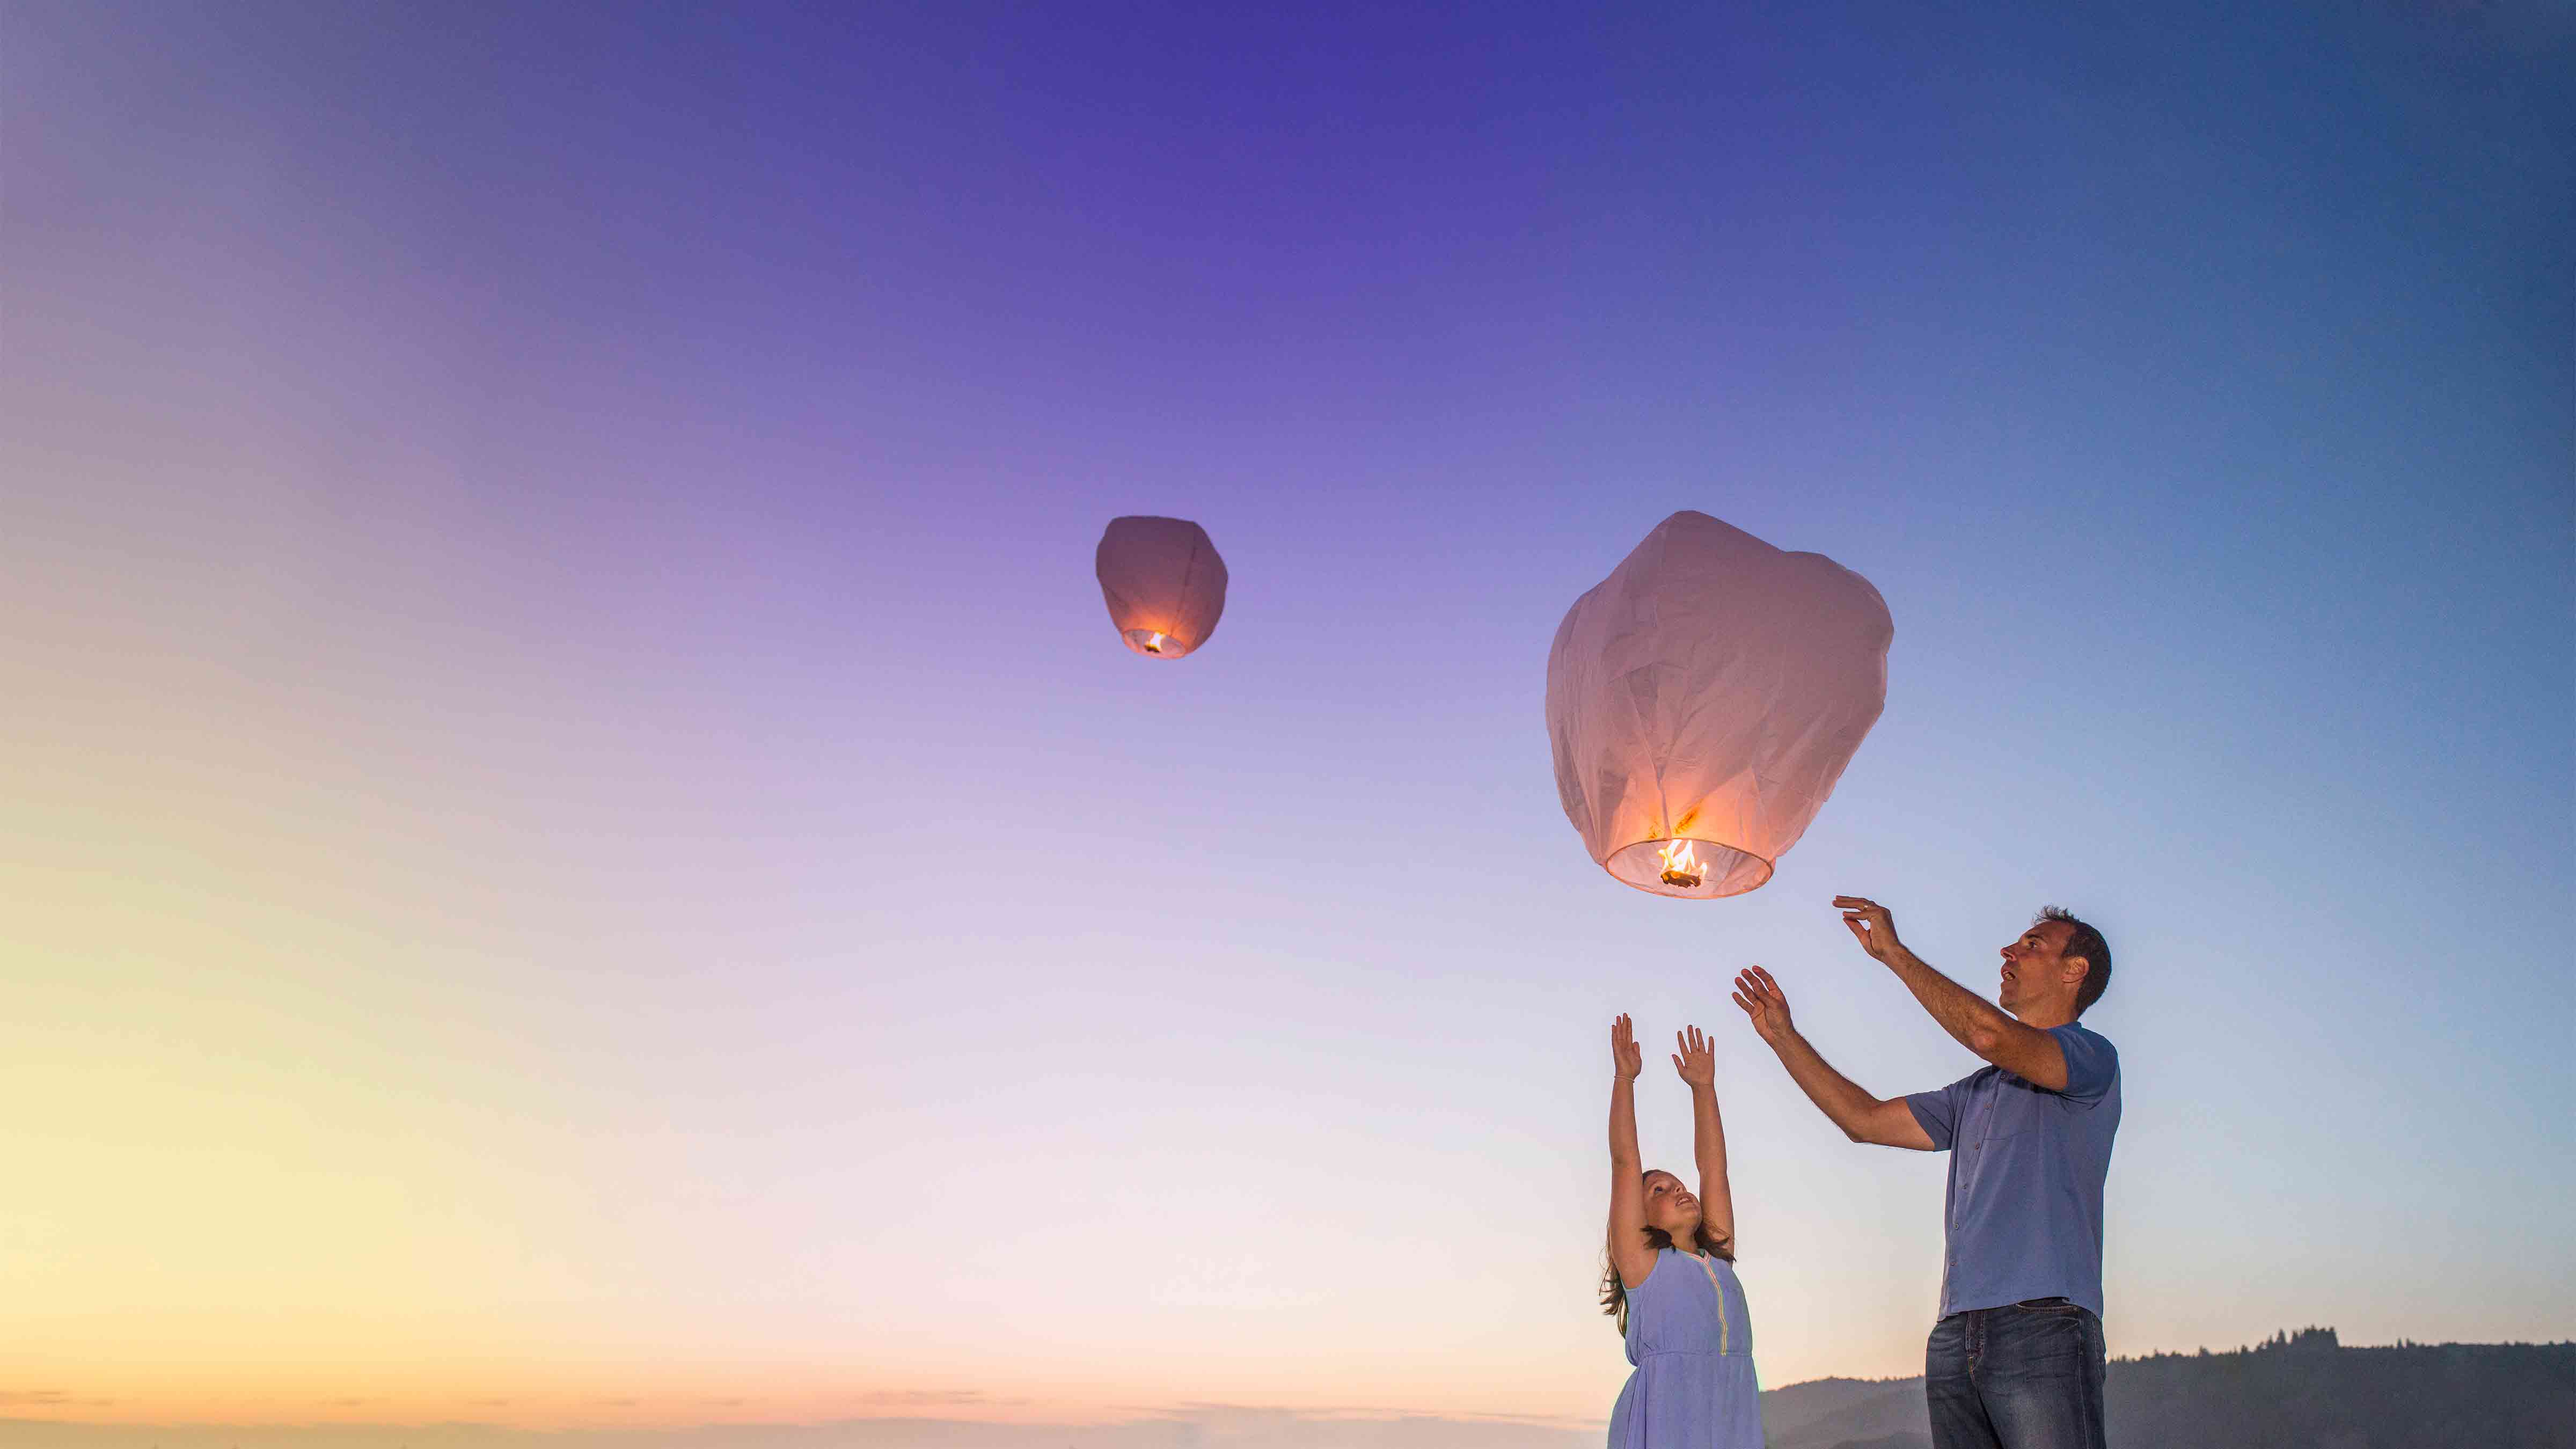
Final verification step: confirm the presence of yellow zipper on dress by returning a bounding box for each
[1689,1253,1732,1356]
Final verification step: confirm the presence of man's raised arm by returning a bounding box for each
[1833,896,2069,1091]
[1731,966,1934,1150]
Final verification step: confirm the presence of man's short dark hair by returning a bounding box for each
[2040,906,2112,1014]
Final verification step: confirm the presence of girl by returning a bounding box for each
[1602,1014,1761,1449]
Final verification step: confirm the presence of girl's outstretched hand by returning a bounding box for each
[1611,1013,1644,1081]
[1672,1025,1716,1088]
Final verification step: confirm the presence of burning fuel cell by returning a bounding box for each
[1656,839,1705,890]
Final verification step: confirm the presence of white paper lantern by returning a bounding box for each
[1096,516,1228,659]
[1547,510,1892,898]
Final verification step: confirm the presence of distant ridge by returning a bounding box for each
[1757,1375,1925,1448]
[1760,1330,2576,1449]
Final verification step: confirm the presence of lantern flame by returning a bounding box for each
[1143,632,1167,654]
[1657,838,1703,890]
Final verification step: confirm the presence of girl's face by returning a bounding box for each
[1642,1170,1702,1242]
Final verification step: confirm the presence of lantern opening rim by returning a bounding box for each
[1120,626,1196,658]
[1601,836,1775,899]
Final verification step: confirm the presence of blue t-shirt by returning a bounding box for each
[1905,1022,2120,1319]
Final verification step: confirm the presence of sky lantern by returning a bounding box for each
[1546,510,1892,898]
[1095,516,1228,658]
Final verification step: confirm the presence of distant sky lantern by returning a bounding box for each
[1547,510,1893,898]
[1095,516,1228,659]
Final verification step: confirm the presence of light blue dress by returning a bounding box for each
[1607,1247,1763,1449]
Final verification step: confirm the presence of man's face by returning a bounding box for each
[1997,919,2080,1015]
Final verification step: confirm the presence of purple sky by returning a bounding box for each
[3,0,2569,1438]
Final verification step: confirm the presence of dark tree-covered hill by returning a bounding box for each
[1761,1330,2576,1449]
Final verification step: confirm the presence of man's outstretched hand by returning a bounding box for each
[1730,967,1796,1046]
[1834,896,1908,965]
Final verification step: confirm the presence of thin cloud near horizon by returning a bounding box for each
[0,1405,1598,1449]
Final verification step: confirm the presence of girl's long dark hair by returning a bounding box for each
[1599,1179,1733,1336]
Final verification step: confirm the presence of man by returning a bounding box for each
[1730,896,2118,1449]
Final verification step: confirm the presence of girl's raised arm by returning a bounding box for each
[1607,1015,1658,1289]
[1673,1024,1737,1256]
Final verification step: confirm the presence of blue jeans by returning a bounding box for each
[1924,1299,2107,1449]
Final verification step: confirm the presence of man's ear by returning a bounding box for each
[2062,955,2092,991]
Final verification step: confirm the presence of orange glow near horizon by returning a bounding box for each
[0,1359,1620,1432]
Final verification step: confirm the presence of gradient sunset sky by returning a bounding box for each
[4,1,2570,1444]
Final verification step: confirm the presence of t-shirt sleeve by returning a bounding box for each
[1905,1079,1967,1151]
[2050,1023,2118,1106]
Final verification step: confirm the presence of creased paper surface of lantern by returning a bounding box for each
[1547,510,1892,898]
[1096,516,1228,658]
